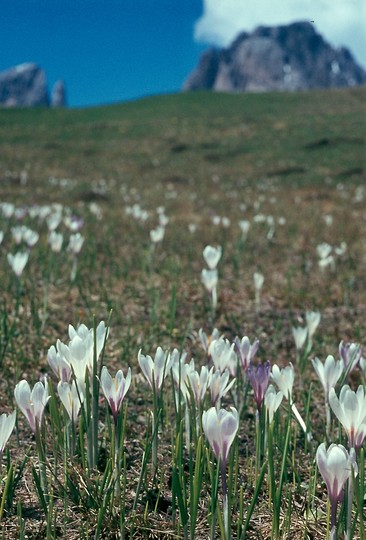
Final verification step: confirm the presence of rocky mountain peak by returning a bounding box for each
[183,21,366,92]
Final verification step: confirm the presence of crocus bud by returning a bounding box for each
[234,336,259,372]
[248,360,271,411]
[264,385,283,424]
[339,340,362,373]
[292,326,308,351]
[57,380,83,423]
[14,379,50,433]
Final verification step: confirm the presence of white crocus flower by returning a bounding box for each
[48,231,63,252]
[7,251,29,277]
[100,366,131,422]
[57,380,83,423]
[271,363,294,403]
[292,326,308,351]
[203,245,222,270]
[138,347,171,393]
[14,379,50,433]
[0,411,16,455]
[306,311,321,341]
[264,385,283,424]
[329,385,366,449]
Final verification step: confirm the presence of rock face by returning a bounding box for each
[51,80,67,107]
[0,63,49,106]
[183,22,366,92]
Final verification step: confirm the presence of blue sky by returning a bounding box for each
[1,0,365,108]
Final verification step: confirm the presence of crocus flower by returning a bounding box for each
[150,226,165,244]
[198,328,222,353]
[248,360,271,411]
[339,340,362,374]
[7,251,29,277]
[57,381,83,423]
[209,338,237,375]
[0,411,16,455]
[306,311,321,341]
[264,385,283,424]
[48,231,63,252]
[312,355,343,397]
[100,366,131,422]
[253,272,264,308]
[316,443,354,535]
[48,340,72,382]
[271,363,295,403]
[138,347,171,393]
[209,369,235,407]
[201,268,218,292]
[234,336,259,372]
[292,326,308,351]
[67,233,84,255]
[203,245,222,270]
[202,406,239,469]
[14,379,50,433]
[186,364,211,405]
[329,385,366,449]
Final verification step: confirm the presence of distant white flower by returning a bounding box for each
[253,272,264,291]
[334,242,347,256]
[306,311,321,340]
[238,219,250,239]
[201,268,218,292]
[0,411,16,455]
[317,242,332,259]
[292,326,308,351]
[48,231,63,252]
[203,245,222,269]
[7,251,29,277]
[150,226,165,244]
[68,233,84,255]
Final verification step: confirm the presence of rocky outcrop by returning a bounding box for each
[184,22,366,92]
[0,63,49,106]
[51,80,67,107]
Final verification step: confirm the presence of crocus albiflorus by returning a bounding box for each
[312,355,343,397]
[253,272,264,308]
[316,443,354,537]
[186,364,211,405]
[150,225,165,244]
[48,231,63,252]
[312,355,343,439]
[202,406,239,537]
[57,381,83,423]
[209,369,235,408]
[306,311,321,341]
[7,251,29,277]
[67,233,84,254]
[271,363,294,403]
[202,406,239,472]
[48,340,72,382]
[0,411,16,455]
[14,379,50,433]
[202,245,222,270]
[329,385,366,449]
[292,326,308,351]
[201,268,218,310]
[248,360,271,411]
[339,340,362,374]
[198,327,222,353]
[234,336,259,372]
[264,385,283,424]
[100,366,131,422]
[138,347,171,393]
[209,338,238,375]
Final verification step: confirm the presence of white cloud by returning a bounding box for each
[195,0,366,68]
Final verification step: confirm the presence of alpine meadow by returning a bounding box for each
[0,88,366,539]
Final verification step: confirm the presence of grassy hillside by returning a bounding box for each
[1,88,365,203]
